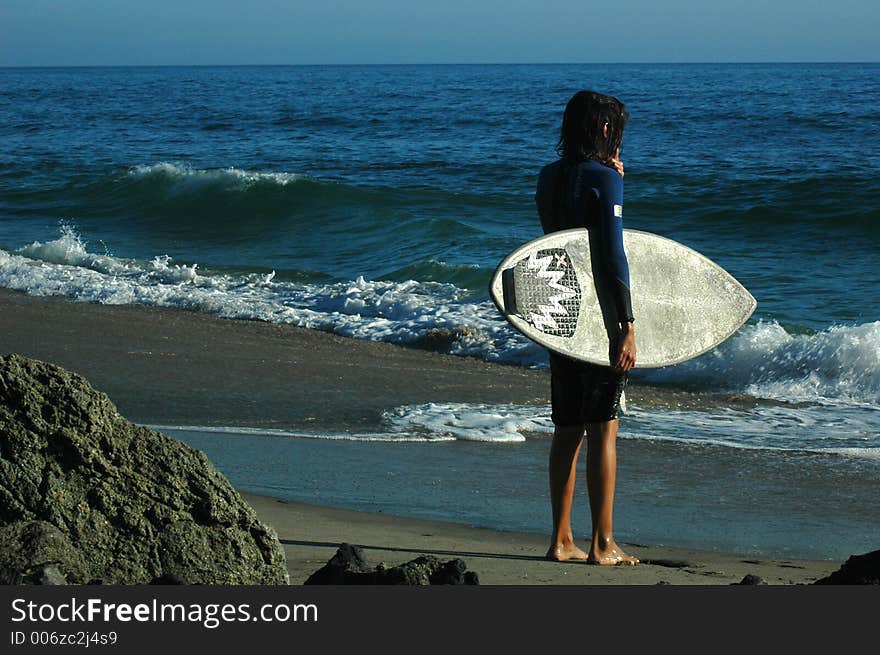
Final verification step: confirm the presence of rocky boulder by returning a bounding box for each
[0,520,87,584]
[304,543,479,585]
[814,549,880,585]
[0,354,288,584]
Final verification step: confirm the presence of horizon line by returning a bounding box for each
[1,60,878,69]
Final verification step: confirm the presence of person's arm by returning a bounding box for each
[593,167,633,323]
[592,166,636,372]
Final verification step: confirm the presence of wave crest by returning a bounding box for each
[127,162,305,189]
[4,227,879,408]
[643,321,880,405]
[1,226,538,363]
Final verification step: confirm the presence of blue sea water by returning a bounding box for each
[1,64,878,557]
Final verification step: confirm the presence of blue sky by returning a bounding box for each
[1,0,877,66]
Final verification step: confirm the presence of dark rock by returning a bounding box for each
[733,574,767,585]
[305,544,479,585]
[0,354,288,585]
[814,550,880,585]
[303,543,374,585]
[430,557,470,584]
[0,520,86,584]
[382,555,441,585]
[411,327,480,353]
[0,568,23,584]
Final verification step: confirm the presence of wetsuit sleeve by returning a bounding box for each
[592,169,634,322]
[535,163,563,234]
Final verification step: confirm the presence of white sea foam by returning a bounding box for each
[17,224,123,273]
[388,400,878,454]
[147,400,879,457]
[382,403,553,442]
[145,424,452,443]
[154,406,551,445]
[623,403,879,454]
[127,162,304,189]
[1,226,542,363]
[2,226,879,407]
[643,320,880,405]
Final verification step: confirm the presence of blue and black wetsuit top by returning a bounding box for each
[535,158,634,324]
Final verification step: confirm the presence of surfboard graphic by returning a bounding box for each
[490,228,757,368]
[503,248,582,337]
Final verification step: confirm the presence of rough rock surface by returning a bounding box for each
[0,520,87,584]
[304,543,479,585]
[0,354,288,584]
[814,550,880,585]
[732,574,767,585]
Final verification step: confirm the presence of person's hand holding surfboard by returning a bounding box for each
[614,322,636,373]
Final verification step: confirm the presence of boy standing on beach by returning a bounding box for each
[535,91,638,566]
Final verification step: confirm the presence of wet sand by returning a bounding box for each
[0,289,845,583]
[243,493,838,585]
[0,287,772,430]
[0,288,547,429]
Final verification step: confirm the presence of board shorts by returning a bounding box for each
[549,352,628,426]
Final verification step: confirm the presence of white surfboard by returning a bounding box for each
[490,228,756,368]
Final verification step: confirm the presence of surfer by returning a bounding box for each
[535,90,638,566]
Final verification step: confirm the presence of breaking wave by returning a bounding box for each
[2,226,878,408]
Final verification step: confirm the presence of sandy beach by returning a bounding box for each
[0,288,547,429]
[242,493,839,585]
[0,287,772,427]
[0,288,848,583]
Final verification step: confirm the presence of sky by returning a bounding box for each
[1,0,877,66]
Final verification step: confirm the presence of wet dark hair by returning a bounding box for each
[556,90,628,164]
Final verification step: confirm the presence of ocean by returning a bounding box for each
[1,64,878,559]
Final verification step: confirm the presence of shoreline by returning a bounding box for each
[241,492,841,585]
[0,288,868,569]
[0,287,791,425]
[0,288,546,430]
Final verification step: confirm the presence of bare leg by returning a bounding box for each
[545,425,588,561]
[585,420,638,565]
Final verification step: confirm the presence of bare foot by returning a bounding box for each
[545,542,589,562]
[587,540,639,566]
